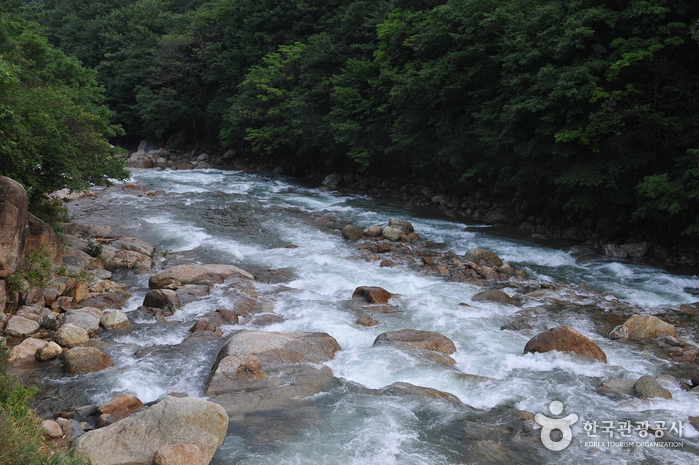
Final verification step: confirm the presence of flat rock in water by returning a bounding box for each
[471,289,511,303]
[63,347,113,374]
[599,378,636,397]
[149,264,253,289]
[373,329,456,355]
[524,325,607,363]
[72,396,228,465]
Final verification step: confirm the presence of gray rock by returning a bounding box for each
[373,329,456,355]
[36,341,63,361]
[5,315,40,337]
[63,308,102,333]
[0,176,29,278]
[363,225,383,237]
[63,347,113,374]
[321,174,342,189]
[599,378,636,397]
[634,375,672,399]
[143,289,181,314]
[387,218,414,234]
[621,242,649,258]
[472,289,511,303]
[382,226,403,242]
[73,396,228,465]
[99,310,131,330]
[63,419,85,442]
[603,244,627,259]
[55,323,89,348]
[341,225,363,241]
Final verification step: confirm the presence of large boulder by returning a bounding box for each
[609,314,675,341]
[5,315,40,337]
[351,286,392,304]
[373,329,456,355]
[63,347,113,374]
[73,396,228,465]
[149,264,254,289]
[523,325,607,363]
[24,213,63,267]
[463,248,503,268]
[205,331,341,415]
[0,176,29,278]
[634,375,672,399]
[54,324,89,348]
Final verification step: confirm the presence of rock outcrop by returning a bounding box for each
[0,176,29,278]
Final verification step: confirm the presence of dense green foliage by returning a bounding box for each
[35,0,699,237]
[0,2,128,205]
[0,347,87,464]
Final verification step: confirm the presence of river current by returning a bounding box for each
[29,168,699,464]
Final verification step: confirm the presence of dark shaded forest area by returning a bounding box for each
[3,0,699,239]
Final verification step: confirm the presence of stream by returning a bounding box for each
[26,168,699,464]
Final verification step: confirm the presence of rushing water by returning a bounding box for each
[29,168,699,464]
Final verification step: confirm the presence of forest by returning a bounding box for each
[3,0,699,238]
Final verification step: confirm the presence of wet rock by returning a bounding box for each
[463,248,503,268]
[143,289,181,315]
[382,226,403,242]
[99,310,131,330]
[153,444,207,465]
[5,315,40,337]
[73,396,228,465]
[8,337,46,364]
[190,318,222,337]
[374,243,391,254]
[36,341,63,361]
[387,218,414,235]
[380,382,462,404]
[63,347,113,374]
[524,325,607,363]
[599,378,636,397]
[471,289,511,303]
[373,329,456,355]
[363,225,383,237]
[356,315,378,326]
[149,264,254,289]
[321,174,342,189]
[603,244,627,259]
[63,307,102,334]
[54,323,89,348]
[679,303,699,316]
[352,286,392,304]
[421,256,435,265]
[341,225,363,241]
[655,334,685,347]
[98,394,144,422]
[634,375,672,399]
[205,331,341,415]
[0,176,29,278]
[42,419,64,439]
[610,314,676,341]
[213,309,239,326]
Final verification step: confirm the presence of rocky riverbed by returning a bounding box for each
[2,169,699,464]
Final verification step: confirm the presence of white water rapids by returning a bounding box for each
[29,168,699,464]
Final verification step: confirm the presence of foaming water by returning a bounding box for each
[44,168,699,464]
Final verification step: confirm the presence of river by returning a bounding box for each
[28,168,699,464]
